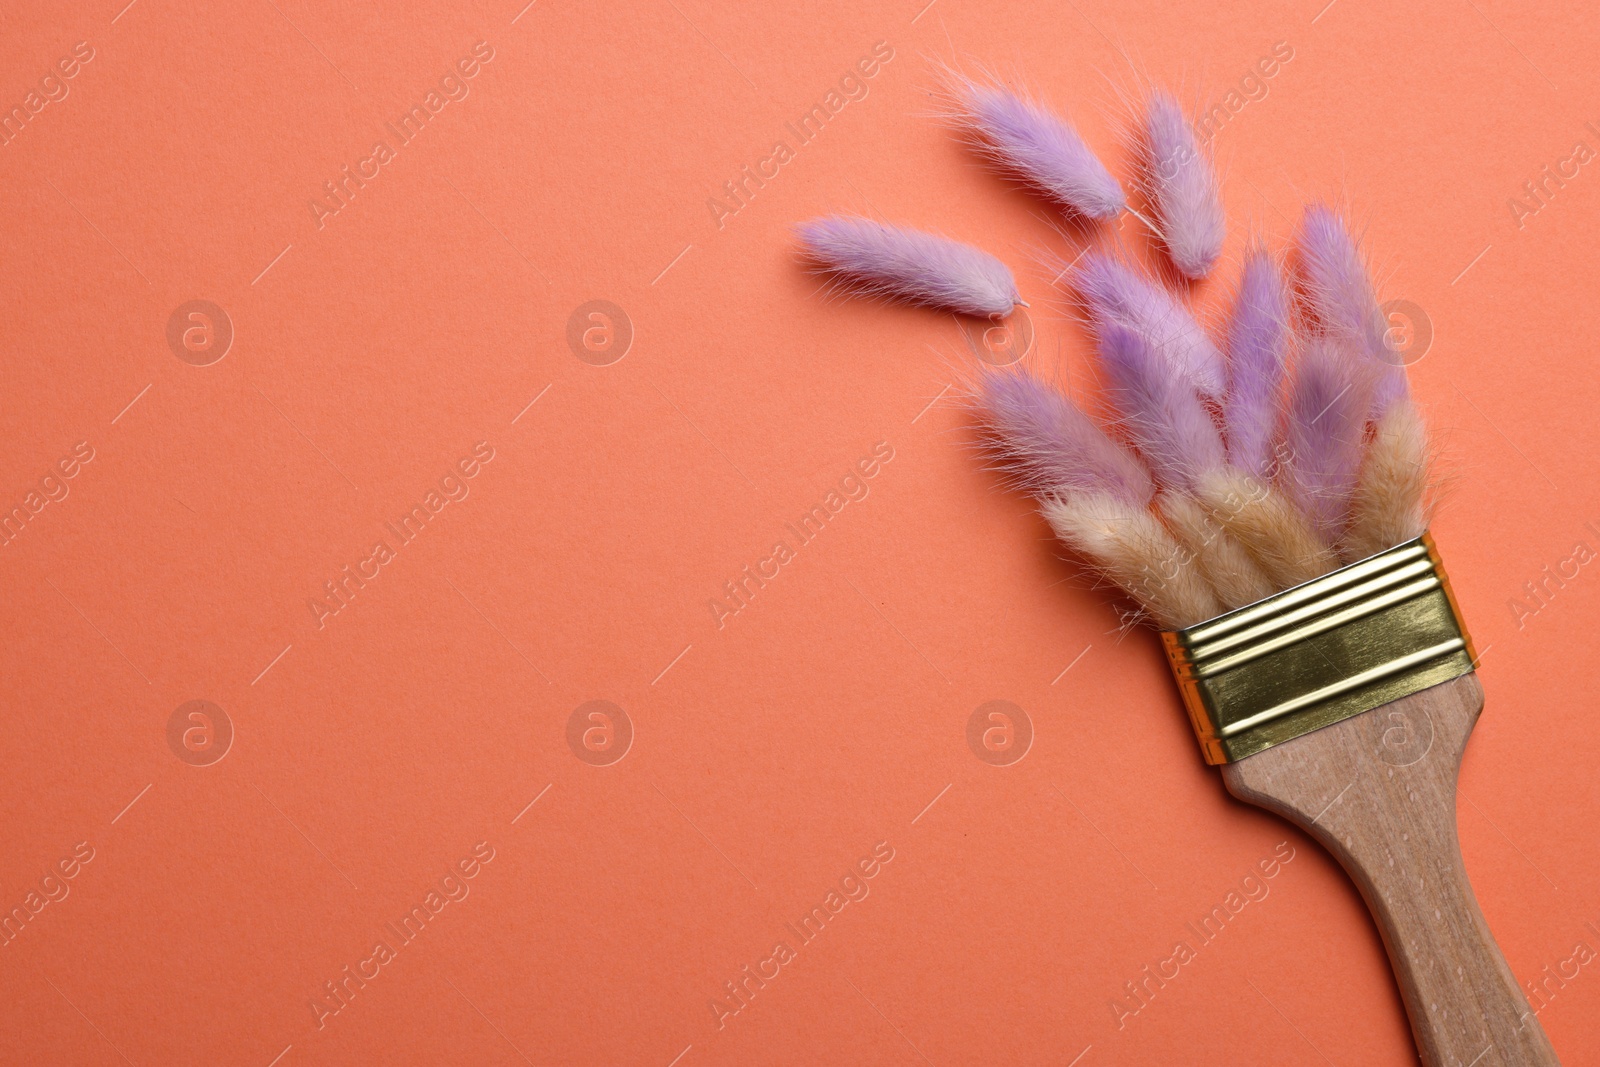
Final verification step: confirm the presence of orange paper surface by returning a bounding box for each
[3,1,1599,1064]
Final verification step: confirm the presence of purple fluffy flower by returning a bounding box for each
[948,76,1125,220]
[1224,247,1289,480]
[1143,91,1225,281]
[797,216,1019,318]
[1298,205,1407,414]
[1096,322,1225,493]
[1074,251,1225,401]
[1284,339,1373,543]
[977,367,1154,505]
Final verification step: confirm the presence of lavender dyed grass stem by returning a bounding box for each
[1143,91,1225,281]
[797,215,1020,319]
[947,75,1125,220]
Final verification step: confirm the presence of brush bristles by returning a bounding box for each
[979,217,1430,628]
[793,77,1433,627]
[1195,469,1340,589]
[1283,340,1374,546]
[1343,398,1430,560]
[1096,322,1225,493]
[1158,493,1276,609]
[1224,247,1289,481]
[1074,250,1226,401]
[976,366,1154,505]
[1298,205,1408,414]
[1040,492,1223,629]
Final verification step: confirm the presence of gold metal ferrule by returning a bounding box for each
[1161,534,1477,764]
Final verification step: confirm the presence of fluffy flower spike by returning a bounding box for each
[797,216,1020,318]
[797,75,1438,630]
[1223,246,1289,480]
[1073,251,1225,401]
[1040,492,1223,629]
[1344,400,1430,559]
[946,75,1125,220]
[976,366,1153,505]
[1283,340,1373,545]
[1095,322,1225,493]
[1142,90,1225,281]
[1297,205,1407,414]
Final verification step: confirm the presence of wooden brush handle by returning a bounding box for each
[1221,674,1560,1066]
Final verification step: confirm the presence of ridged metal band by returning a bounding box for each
[1160,534,1477,764]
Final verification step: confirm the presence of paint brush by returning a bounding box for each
[981,212,1561,1067]
[793,79,1562,1063]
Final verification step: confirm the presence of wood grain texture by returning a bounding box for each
[1222,674,1560,1066]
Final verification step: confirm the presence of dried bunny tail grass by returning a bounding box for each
[1342,397,1431,561]
[1283,339,1373,546]
[1096,322,1225,493]
[1296,204,1385,352]
[1296,204,1407,414]
[1196,468,1340,589]
[938,70,1125,220]
[1040,491,1223,628]
[1141,89,1224,281]
[974,365,1155,505]
[1073,249,1225,401]
[796,216,1019,318]
[1223,245,1289,480]
[1157,492,1276,609]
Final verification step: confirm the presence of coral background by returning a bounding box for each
[2,0,1598,1064]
